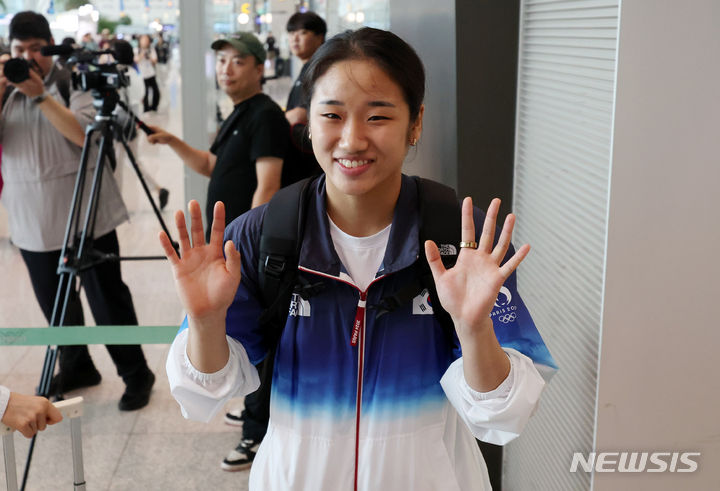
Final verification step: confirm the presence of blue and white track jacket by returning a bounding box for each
[167,175,546,490]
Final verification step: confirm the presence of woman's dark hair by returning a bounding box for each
[9,11,52,43]
[286,12,327,39]
[302,28,425,122]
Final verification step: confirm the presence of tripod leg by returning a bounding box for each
[74,133,112,259]
[35,126,98,400]
[58,126,97,268]
[23,125,104,490]
[117,136,178,255]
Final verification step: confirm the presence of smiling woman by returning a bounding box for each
[309,58,422,236]
[162,27,546,491]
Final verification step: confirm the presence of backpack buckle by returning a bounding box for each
[264,254,286,279]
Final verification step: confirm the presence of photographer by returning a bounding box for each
[0,11,155,411]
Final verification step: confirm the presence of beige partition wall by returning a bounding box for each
[594,1,720,490]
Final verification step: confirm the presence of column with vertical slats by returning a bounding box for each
[504,1,619,489]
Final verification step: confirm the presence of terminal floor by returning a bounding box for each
[0,67,293,490]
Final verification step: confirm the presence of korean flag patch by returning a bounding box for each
[412,288,434,315]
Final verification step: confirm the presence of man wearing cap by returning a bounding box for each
[147,32,290,233]
[147,33,289,471]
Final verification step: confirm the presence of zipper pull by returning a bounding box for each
[351,292,367,347]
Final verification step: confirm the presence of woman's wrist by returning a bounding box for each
[457,317,511,392]
[455,316,494,346]
[186,316,231,373]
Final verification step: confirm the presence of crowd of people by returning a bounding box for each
[0,8,548,491]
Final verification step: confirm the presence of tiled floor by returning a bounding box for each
[1,61,293,490]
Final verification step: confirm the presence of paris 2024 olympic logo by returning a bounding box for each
[492,286,517,323]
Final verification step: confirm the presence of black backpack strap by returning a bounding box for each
[414,176,462,271]
[372,177,462,343]
[257,177,314,346]
[413,176,462,341]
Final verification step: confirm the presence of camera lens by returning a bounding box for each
[3,58,30,84]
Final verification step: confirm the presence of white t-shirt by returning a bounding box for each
[136,48,156,79]
[327,217,391,291]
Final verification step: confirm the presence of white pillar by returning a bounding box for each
[178,0,215,209]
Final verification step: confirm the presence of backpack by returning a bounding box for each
[257,175,462,350]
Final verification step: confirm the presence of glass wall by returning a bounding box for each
[309,0,389,35]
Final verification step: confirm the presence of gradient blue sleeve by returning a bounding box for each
[459,207,557,370]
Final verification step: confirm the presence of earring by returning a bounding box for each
[308,131,312,140]
[410,138,417,146]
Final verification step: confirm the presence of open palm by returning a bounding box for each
[425,198,530,340]
[158,200,242,322]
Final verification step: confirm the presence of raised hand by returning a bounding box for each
[159,200,242,324]
[425,198,530,344]
[12,67,45,98]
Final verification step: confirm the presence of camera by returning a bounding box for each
[3,58,32,83]
[38,44,131,94]
[73,65,128,92]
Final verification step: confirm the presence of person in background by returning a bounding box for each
[284,11,326,126]
[154,31,170,90]
[55,36,77,68]
[146,32,289,236]
[112,39,170,210]
[218,15,326,471]
[281,11,326,182]
[147,33,294,473]
[0,51,8,199]
[0,11,155,411]
[100,28,112,43]
[0,385,62,438]
[79,32,98,51]
[135,34,159,112]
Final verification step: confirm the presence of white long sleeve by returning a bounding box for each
[440,347,545,445]
[0,385,10,423]
[166,329,260,422]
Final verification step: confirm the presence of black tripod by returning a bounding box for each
[20,89,177,491]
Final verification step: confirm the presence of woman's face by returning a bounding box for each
[309,59,423,200]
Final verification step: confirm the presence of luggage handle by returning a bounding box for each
[3,397,85,491]
[1,396,83,435]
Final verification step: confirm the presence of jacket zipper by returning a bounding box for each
[352,290,367,491]
[298,267,389,491]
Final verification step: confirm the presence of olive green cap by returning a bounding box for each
[211,32,266,64]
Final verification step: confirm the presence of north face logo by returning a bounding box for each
[438,244,457,256]
[289,294,311,317]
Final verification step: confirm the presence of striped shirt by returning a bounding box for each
[0,63,127,252]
